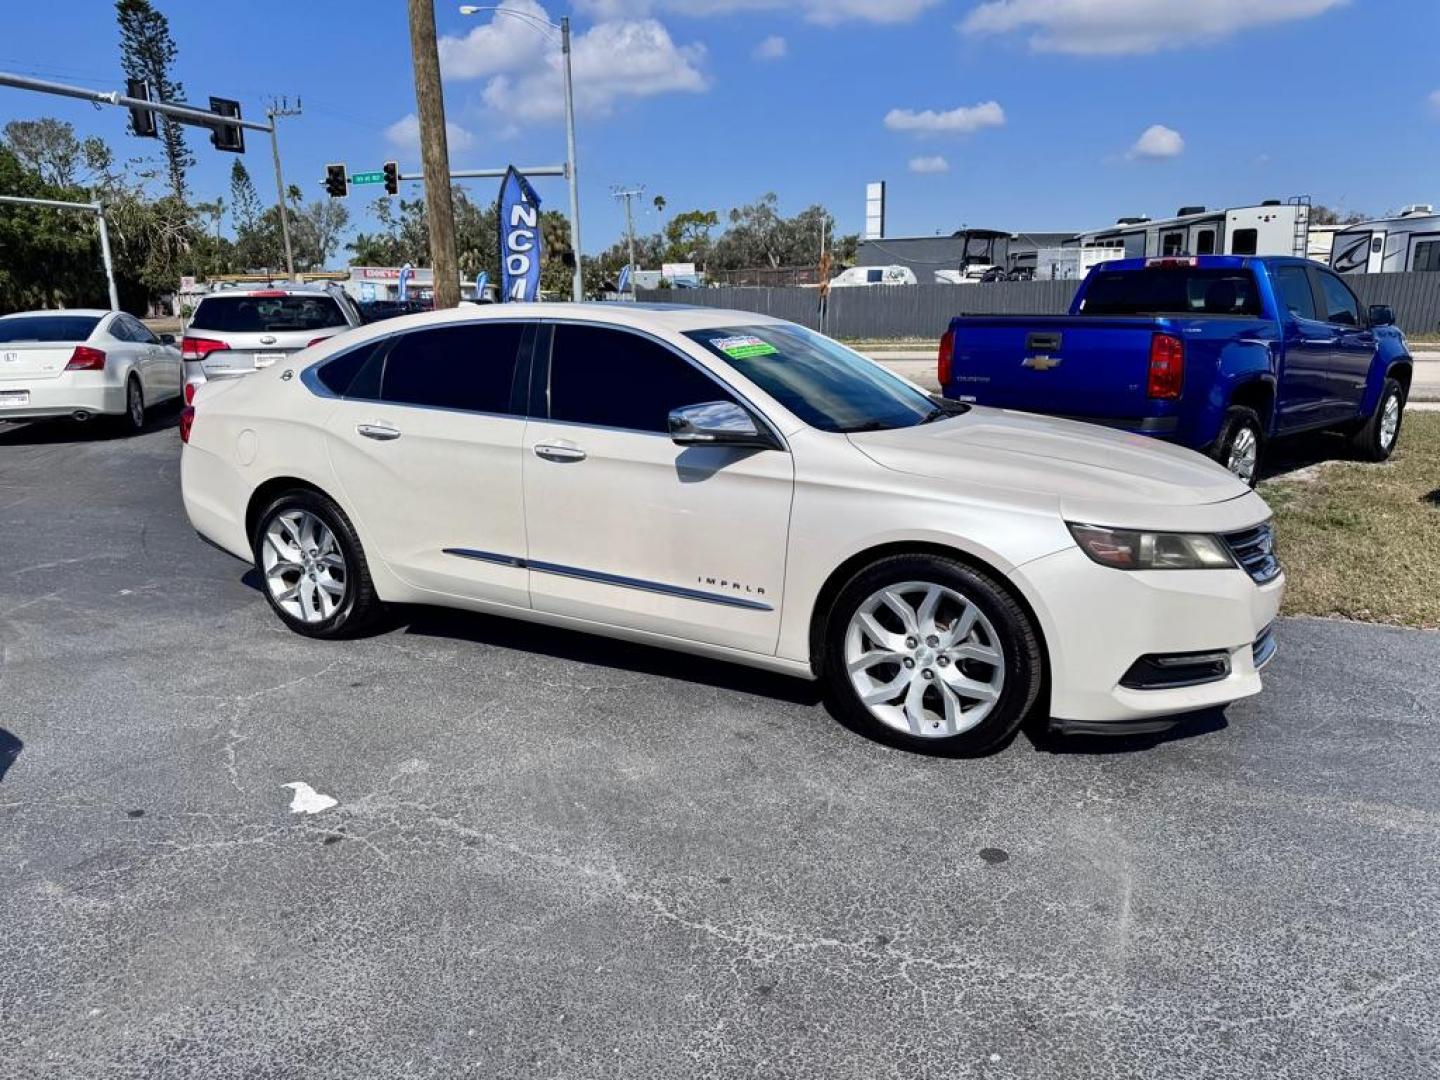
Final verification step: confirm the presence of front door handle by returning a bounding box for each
[357,423,401,442]
[534,442,586,463]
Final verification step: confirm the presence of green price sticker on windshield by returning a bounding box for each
[712,335,778,359]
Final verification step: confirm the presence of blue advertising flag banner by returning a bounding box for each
[398,263,413,302]
[616,264,631,295]
[498,167,543,303]
[475,270,489,300]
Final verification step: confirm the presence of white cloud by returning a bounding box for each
[1127,124,1184,160]
[752,34,787,60]
[384,113,476,152]
[909,155,950,174]
[439,0,550,78]
[960,0,1346,55]
[480,19,707,121]
[577,0,939,24]
[884,101,1005,135]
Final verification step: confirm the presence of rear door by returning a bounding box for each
[187,293,351,378]
[1269,263,1335,432]
[321,320,533,607]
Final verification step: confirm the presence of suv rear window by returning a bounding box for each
[1079,268,1263,317]
[190,294,347,333]
[0,315,102,342]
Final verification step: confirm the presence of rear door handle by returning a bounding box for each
[534,442,586,463]
[357,423,401,442]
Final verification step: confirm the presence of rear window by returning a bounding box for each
[0,315,102,343]
[1079,268,1263,317]
[190,294,347,333]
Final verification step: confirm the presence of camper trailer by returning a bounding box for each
[1067,201,1312,261]
[1329,205,1440,275]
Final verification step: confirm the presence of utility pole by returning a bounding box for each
[560,16,583,302]
[266,97,302,278]
[406,0,460,309]
[612,185,644,300]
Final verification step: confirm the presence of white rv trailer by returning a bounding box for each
[1328,205,1440,275]
[1066,200,1312,260]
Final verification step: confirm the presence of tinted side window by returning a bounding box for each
[1231,229,1258,255]
[316,339,386,397]
[548,325,733,433]
[1315,271,1361,326]
[110,316,140,342]
[380,323,525,414]
[131,317,159,344]
[1271,266,1317,321]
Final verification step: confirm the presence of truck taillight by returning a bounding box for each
[65,345,107,371]
[181,336,227,361]
[179,405,195,443]
[937,329,955,386]
[1148,333,1185,399]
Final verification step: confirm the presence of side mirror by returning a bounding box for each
[668,401,778,450]
[159,333,176,345]
[1368,304,1396,327]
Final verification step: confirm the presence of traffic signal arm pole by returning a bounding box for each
[0,71,272,133]
[0,194,119,310]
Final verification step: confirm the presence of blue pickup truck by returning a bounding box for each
[938,255,1413,483]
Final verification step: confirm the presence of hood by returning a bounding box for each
[848,407,1249,511]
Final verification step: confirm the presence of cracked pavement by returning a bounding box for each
[1,418,1438,1079]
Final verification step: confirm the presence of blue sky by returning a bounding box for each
[2,0,1438,256]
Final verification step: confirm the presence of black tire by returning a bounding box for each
[1349,377,1406,462]
[1209,405,1264,487]
[821,554,1044,756]
[116,375,145,435]
[251,488,383,640]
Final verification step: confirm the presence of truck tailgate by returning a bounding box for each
[947,316,1162,420]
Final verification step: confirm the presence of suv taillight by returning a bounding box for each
[65,345,107,371]
[937,329,955,386]
[1148,333,1185,399]
[181,336,228,361]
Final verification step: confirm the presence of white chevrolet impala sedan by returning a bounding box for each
[180,304,1283,753]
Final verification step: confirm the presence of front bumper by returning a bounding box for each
[1010,545,1284,725]
[0,373,127,420]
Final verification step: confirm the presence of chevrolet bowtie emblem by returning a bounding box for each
[1022,354,1062,371]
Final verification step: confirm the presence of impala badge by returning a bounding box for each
[1022,355,1062,371]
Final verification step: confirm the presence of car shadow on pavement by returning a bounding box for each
[0,729,23,782]
[0,403,180,446]
[1260,430,1357,481]
[1021,707,1229,755]
[396,605,825,708]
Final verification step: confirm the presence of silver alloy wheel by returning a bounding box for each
[1227,425,1258,483]
[127,380,144,429]
[844,580,1005,739]
[1379,392,1401,450]
[262,509,347,623]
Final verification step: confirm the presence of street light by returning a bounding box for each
[459,5,583,303]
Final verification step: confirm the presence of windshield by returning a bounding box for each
[190,294,347,333]
[0,315,102,343]
[684,323,942,433]
[1080,268,1263,316]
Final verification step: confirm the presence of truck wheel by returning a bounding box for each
[1350,377,1405,462]
[1210,406,1264,486]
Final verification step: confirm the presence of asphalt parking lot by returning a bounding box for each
[2,415,1438,1080]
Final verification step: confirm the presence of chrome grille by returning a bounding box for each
[1224,522,1280,584]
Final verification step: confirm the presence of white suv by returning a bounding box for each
[181,283,361,401]
[179,304,1282,753]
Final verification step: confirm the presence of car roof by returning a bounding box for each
[0,308,114,319]
[341,302,789,335]
[201,284,342,298]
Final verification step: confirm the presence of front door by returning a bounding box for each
[521,322,794,656]
[321,320,533,608]
[1269,264,1333,432]
[1310,267,1373,419]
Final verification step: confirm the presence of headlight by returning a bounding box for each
[1067,523,1235,571]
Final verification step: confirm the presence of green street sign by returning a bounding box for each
[351,171,385,185]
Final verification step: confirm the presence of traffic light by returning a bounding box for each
[126,79,157,138]
[382,160,399,197]
[324,163,348,200]
[209,97,245,153]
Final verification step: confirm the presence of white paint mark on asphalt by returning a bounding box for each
[283,782,337,815]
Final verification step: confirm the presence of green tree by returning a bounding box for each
[662,209,719,266]
[2,119,112,188]
[117,0,194,203]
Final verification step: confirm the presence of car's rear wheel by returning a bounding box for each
[822,555,1043,755]
[1210,405,1264,486]
[252,490,382,639]
[1350,377,1405,462]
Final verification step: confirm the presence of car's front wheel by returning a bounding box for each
[1350,376,1406,462]
[822,555,1044,755]
[252,489,382,639]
